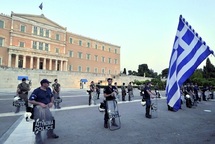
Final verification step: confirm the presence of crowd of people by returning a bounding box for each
[13,78,160,143]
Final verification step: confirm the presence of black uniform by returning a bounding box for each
[103,85,116,125]
[144,85,151,118]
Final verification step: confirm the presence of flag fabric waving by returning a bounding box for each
[166,15,214,111]
[39,3,43,10]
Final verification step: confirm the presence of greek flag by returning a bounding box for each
[166,15,214,111]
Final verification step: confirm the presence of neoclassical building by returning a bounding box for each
[0,12,120,75]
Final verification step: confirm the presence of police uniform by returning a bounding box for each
[121,85,126,101]
[29,79,58,144]
[16,78,30,113]
[103,85,116,128]
[52,82,61,109]
[144,85,152,118]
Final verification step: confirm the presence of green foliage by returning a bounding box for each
[132,78,166,90]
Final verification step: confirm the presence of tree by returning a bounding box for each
[203,58,215,78]
[137,64,149,76]
[123,68,127,75]
[161,68,169,78]
[128,70,132,75]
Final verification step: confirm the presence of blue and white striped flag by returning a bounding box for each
[166,15,214,111]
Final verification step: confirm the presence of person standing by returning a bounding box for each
[121,83,126,101]
[114,82,119,100]
[96,82,101,99]
[144,82,155,118]
[103,78,117,128]
[52,79,61,109]
[29,79,59,144]
[89,81,96,105]
[127,82,133,101]
[15,78,31,113]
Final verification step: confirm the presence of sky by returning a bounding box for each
[1,0,215,74]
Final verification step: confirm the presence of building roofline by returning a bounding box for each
[11,11,66,30]
[67,31,121,48]
[4,11,120,48]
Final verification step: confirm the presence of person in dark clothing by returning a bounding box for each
[96,82,101,99]
[144,82,155,118]
[194,83,199,102]
[103,78,117,128]
[121,83,126,101]
[29,79,59,144]
[15,78,31,113]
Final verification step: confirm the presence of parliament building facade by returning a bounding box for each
[0,12,120,75]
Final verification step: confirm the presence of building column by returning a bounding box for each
[37,57,40,69]
[15,54,19,68]
[8,53,12,67]
[30,56,33,69]
[23,55,26,68]
[43,58,46,70]
[65,61,68,71]
[60,60,63,71]
[49,59,52,70]
[55,59,58,71]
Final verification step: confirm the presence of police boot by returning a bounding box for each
[104,121,108,128]
[145,106,151,118]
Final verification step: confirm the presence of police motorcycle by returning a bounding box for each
[13,95,25,107]
[155,90,161,98]
[98,100,106,112]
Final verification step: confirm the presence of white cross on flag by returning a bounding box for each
[166,15,214,111]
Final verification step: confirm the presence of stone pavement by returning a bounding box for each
[2,97,215,144]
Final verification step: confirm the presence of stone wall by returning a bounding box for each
[0,66,152,89]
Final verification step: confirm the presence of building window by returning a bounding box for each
[102,68,105,74]
[69,38,73,44]
[33,41,37,49]
[86,54,91,60]
[78,66,82,72]
[45,43,49,51]
[108,58,111,64]
[33,26,38,35]
[0,57,2,65]
[56,34,60,40]
[69,51,73,57]
[102,46,105,51]
[115,49,117,54]
[114,59,118,64]
[94,55,98,61]
[109,48,111,52]
[109,70,111,74]
[0,20,4,28]
[69,65,73,71]
[39,42,43,50]
[87,42,90,48]
[102,56,105,62]
[78,52,82,59]
[40,28,44,36]
[0,37,5,47]
[56,48,59,53]
[45,30,49,38]
[86,67,90,72]
[20,25,26,32]
[79,40,82,46]
[94,68,98,73]
[19,42,25,47]
[95,44,97,49]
